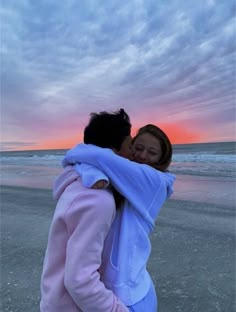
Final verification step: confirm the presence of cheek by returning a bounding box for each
[131,146,136,154]
[153,155,161,164]
[132,150,140,161]
[125,146,134,160]
[154,154,161,161]
[150,153,160,161]
[146,153,160,164]
[132,149,139,157]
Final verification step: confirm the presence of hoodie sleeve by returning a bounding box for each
[64,189,129,312]
[76,163,110,188]
[63,144,174,220]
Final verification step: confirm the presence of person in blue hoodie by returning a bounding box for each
[63,124,176,312]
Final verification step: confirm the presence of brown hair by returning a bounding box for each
[133,124,172,172]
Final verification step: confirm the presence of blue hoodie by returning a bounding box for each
[63,144,176,306]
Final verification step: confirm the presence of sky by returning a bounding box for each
[1,0,235,151]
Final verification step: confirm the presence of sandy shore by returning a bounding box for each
[1,185,235,312]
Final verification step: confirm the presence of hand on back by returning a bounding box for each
[92,180,108,189]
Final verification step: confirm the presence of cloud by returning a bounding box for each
[0,141,39,151]
[1,0,235,149]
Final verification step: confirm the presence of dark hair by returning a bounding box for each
[84,108,131,151]
[84,108,131,208]
[133,124,172,172]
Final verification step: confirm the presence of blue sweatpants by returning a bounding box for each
[127,282,157,312]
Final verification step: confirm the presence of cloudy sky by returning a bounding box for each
[1,0,235,151]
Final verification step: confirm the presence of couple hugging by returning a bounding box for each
[40,108,175,312]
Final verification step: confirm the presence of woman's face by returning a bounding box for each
[116,135,133,160]
[132,133,162,166]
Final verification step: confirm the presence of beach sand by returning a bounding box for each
[1,185,235,312]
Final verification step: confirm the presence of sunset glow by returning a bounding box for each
[1,1,235,151]
[14,122,211,151]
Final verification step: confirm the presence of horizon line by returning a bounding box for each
[0,140,235,153]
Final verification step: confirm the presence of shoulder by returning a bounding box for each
[65,178,115,203]
[65,184,116,223]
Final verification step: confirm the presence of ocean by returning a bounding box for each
[1,142,235,207]
[1,142,235,312]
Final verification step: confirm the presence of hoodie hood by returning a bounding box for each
[164,172,176,199]
[53,165,80,200]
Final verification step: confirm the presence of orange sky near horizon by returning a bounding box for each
[15,122,203,151]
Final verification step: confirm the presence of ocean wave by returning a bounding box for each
[0,154,64,162]
[1,152,236,163]
[173,153,236,163]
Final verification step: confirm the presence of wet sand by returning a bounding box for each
[1,185,235,312]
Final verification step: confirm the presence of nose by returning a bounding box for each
[139,150,147,161]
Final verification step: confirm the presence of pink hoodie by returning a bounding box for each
[40,166,128,312]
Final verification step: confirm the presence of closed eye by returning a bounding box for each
[134,145,144,151]
[149,151,158,156]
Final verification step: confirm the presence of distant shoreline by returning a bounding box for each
[1,141,235,153]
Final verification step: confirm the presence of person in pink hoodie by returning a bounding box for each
[40,109,132,312]
[62,124,175,312]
